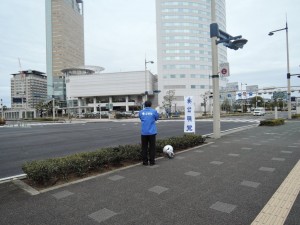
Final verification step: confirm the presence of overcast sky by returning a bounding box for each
[0,0,299,106]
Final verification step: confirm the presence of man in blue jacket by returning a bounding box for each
[139,100,159,165]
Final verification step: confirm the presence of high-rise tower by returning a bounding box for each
[45,0,85,98]
[156,0,228,112]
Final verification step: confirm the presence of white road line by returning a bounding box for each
[251,160,300,225]
[0,174,27,184]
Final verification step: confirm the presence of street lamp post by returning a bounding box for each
[268,22,291,119]
[0,98,3,120]
[145,59,154,101]
[210,0,220,138]
[288,73,300,114]
[210,1,247,138]
[241,83,247,112]
[99,102,101,119]
[52,96,55,121]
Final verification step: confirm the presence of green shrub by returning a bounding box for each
[22,159,60,185]
[259,118,285,126]
[292,114,300,119]
[33,118,59,121]
[115,113,123,119]
[22,134,206,185]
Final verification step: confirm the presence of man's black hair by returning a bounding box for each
[144,100,152,107]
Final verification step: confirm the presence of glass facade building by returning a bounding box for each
[45,0,85,98]
[156,0,228,112]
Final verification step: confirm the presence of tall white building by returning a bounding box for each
[156,0,228,112]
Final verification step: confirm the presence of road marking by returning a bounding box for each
[0,174,27,184]
[12,179,39,195]
[251,160,300,225]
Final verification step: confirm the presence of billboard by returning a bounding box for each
[246,85,259,92]
[225,82,239,92]
[273,92,287,100]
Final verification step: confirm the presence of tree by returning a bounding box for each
[35,100,53,118]
[250,96,264,108]
[162,90,176,117]
[221,99,231,112]
[35,101,45,117]
[202,95,208,115]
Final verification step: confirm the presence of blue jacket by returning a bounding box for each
[139,107,159,135]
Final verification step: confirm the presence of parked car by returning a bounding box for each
[122,111,133,116]
[132,111,140,118]
[253,107,266,116]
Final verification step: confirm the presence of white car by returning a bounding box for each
[253,108,266,116]
[132,111,140,118]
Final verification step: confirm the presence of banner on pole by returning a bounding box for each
[184,96,195,133]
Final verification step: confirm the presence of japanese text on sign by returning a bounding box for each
[184,96,195,133]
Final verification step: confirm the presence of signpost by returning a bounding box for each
[219,62,230,77]
[106,103,113,111]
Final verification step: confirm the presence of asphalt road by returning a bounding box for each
[0,119,258,179]
[0,120,299,225]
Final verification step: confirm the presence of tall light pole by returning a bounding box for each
[0,98,3,120]
[210,0,220,138]
[99,102,101,119]
[52,96,55,121]
[268,21,291,119]
[210,1,247,138]
[145,59,154,101]
[241,82,247,112]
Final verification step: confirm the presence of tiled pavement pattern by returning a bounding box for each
[0,122,299,225]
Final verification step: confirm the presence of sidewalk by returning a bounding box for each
[0,121,299,225]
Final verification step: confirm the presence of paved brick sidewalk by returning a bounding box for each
[0,121,299,225]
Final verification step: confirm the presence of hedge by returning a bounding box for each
[292,114,300,119]
[22,134,206,186]
[259,118,285,126]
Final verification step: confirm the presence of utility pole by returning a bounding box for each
[0,98,3,120]
[52,97,55,120]
[211,0,220,138]
[144,59,154,102]
[99,102,101,119]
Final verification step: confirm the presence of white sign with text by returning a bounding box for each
[184,96,195,133]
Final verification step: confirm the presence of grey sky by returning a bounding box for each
[0,0,299,106]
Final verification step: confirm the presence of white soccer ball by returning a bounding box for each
[163,145,175,159]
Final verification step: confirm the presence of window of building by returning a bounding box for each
[164,85,186,89]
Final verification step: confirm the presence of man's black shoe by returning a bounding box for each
[143,162,148,166]
[149,163,155,166]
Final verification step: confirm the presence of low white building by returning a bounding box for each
[63,66,159,115]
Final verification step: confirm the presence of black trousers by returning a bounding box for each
[141,134,156,164]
